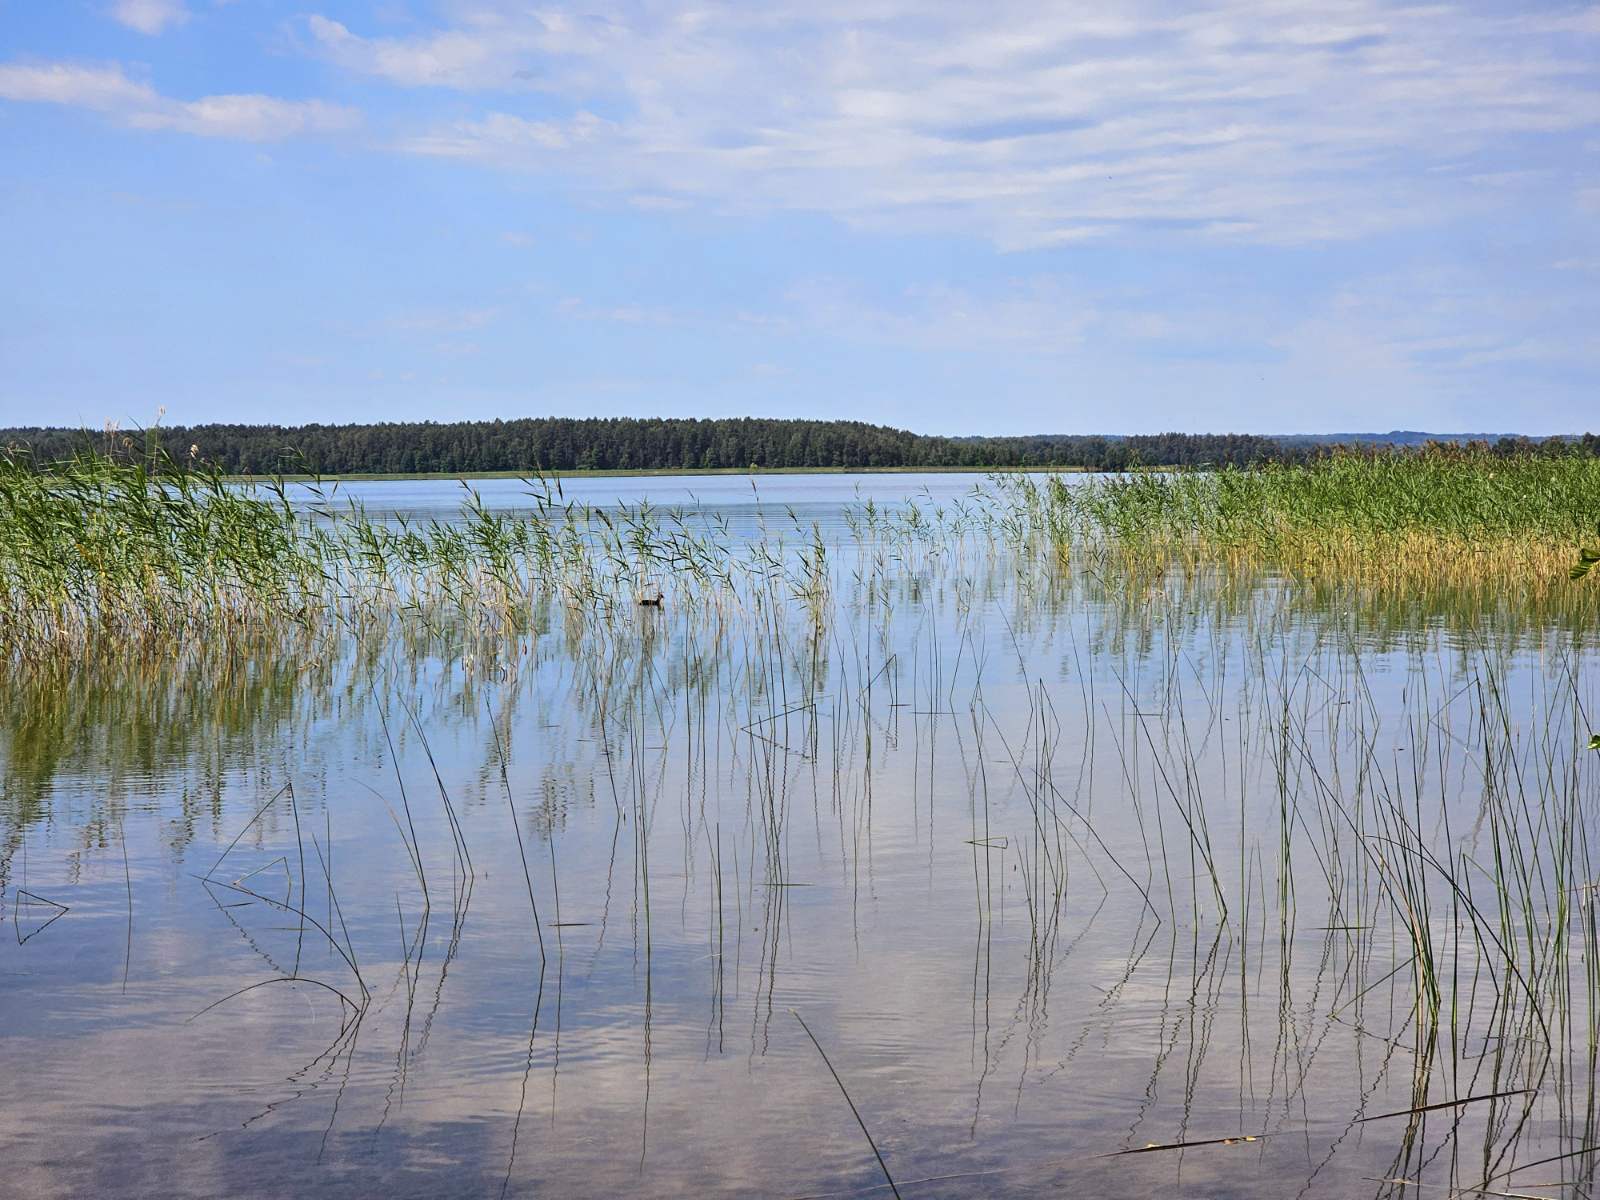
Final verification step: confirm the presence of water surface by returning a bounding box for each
[3,472,1597,1198]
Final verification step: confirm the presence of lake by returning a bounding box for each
[2,471,1596,1198]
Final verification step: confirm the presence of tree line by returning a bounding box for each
[0,417,1584,476]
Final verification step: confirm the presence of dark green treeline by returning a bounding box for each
[0,418,1287,474]
[0,417,1582,475]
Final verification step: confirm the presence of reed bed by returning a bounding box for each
[4,443,1599,659]
[0,446,331,649]
[1022,447,1600,598]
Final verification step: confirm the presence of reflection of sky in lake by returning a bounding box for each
[2,475,1596,1198]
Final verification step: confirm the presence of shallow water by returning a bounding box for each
[280,468,1079,541]
[3,473,1598,1198]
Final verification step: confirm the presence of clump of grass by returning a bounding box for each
[0,442,815,657]
[1006,445,1600,598]
[0,444,329,651]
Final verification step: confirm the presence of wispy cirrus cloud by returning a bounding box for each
[0,60,358,140]
[399,110,611,158]
[303,1,1600,248]
[305,12,615,89]
[109,0,189,36]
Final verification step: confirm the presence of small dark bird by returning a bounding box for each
[638,589,664,608]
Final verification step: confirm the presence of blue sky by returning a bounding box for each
[2,1,1597,435]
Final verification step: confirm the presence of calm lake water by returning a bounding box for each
[282,470,1073,537]
[3,472,1597,1198]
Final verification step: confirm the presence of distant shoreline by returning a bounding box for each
[240,464,1104,483]
[13,418,1558,481]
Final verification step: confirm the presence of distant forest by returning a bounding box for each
[0,417,1584,476]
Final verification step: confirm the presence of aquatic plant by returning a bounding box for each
[1026,446,1600,595]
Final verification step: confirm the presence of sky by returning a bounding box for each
[1,1,1597,436]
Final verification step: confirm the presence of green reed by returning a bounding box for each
[1050,446,1600,540]
[0,444,331,650]
[0,446,709,655]
[1014,446,1600,595]
[7,441,1600,662]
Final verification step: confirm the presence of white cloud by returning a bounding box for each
[398,110,610,158]
[109,0,189,36]
[0,62,154,110]
[0,60,359,141]
[304,1,1600,248]
[306,12,614,89]
[136,93,358,140]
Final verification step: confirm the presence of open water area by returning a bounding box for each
[4,472,1598,1198]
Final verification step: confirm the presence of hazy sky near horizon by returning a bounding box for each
[2,2,1598,435]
